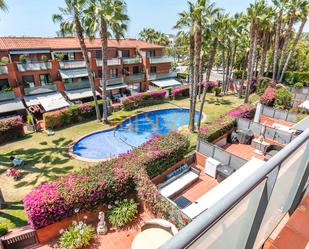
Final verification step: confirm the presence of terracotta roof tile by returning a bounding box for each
[0,37,164,51]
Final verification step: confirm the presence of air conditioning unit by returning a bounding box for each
[205,157,222,178]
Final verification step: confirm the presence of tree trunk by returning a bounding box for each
[197,38,218,131]
[197,53,204,101]
[272,11,282,81]
[0,189,5,209]
[279,18,307,83]
[222,49,226,90]
[188,34,195,132]
[100,17,109,124]
[239,52,248,98]
[277,12,296,82]
[258,31,268,79]
[224,48,231,94]
[74,14,101,121]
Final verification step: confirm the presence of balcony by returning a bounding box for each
[24,84,56,95]
[17,62,52,72]
[107,77,124,86]
[123,57,142,65]
[64,81,91,91]
[96,58,121,67]
[125,73,145,82]
[0,91,15,101]
[149,56,174,64]
[0,65,8,75]
[59,60,86,69]
[148,71,177,81]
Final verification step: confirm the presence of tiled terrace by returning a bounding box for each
[224,143,266,161]
[260,115,294,128]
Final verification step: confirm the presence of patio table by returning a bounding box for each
[131,228,172,249]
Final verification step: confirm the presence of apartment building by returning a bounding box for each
[0,37,175,117]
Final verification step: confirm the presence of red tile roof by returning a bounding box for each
[0,37,164,51]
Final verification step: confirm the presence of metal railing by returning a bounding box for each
[17,62,52,72]
[0,65,8,74]
[123,57,142,64]
[64,81,91,91]
[24,84,56,95]
[160,128,309,249]
[106,77,124,86]
[148,71,177,81]
[125,73,145,82]
[0,91,15,101]
[59,60,86,69]
[149,56,174,64]
[261,105,297,123]
[96,58,121,66]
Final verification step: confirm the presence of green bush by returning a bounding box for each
[177,72,188,79]
[283,72,309,85]
[213,86,222,96]
[108,199,138,228]
[59,221,94,249]
[274,88,293,109]
[257,77,271,96]
[0,224,8,236]
[294,82,304,89]
[234,70,247,79]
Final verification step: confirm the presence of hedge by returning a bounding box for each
[23,132,189,229]
[0,116,24,144]
[172,86,190,99]
[122,90,167,111]
[283,72,309,85]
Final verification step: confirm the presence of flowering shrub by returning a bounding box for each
[226,104,256,119]
[0,116,24,144]
[122,90,167,111]
[172,86,190,99]
[260,87,276,106]
[59,221,94,249]
[24,133,189,229]
[6,168,21,178]
[108,199,138,228]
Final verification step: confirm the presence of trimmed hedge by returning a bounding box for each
[172,86,190,99]
[0,116,24,144]
[122,90,167,111]
[23,133,189,229]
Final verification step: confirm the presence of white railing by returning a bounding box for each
[0,91,14,101]
[123,57,142,64]
[125,74,145,82]
[17,62,52,72]
[96,58,121,67]
[149,56,174,64]
[148,71,177,81]
[59,60,86,69]
[0,65,8,74]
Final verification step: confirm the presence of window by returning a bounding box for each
[110,68,118,78]
[40,74,51,85]
[96,50,102,59]
[63,52,75,61]
[133,66,140,74]
[150,66,157,74]
[123,67,129,75]
[129,83,141,93]
[22,75,35,88]
[122,50,130,58]
[146,50,156,57]
[0,79,9,91]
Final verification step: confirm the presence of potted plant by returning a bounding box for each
[0,56,9,64]
[6,168,21,181]
[19,54,27,64]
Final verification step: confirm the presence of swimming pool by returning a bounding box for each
[73,108,200,160]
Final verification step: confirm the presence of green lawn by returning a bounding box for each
[0,94,246,229]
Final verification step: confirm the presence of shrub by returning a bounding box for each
[0,56,9,64]
[108,199,138,228]
[59,221,94,249]
[41,55,49,62]
[294,82,304,89]
[257,77,272,96]
[0,116,24,144]
[260,87,276,106]
[172,86,190,99]
[0,224,8,236]
[122,90,166,111]
[234,70,247,79]
[226,104,256,119]
[213,86,221,96]
[274,87,292,109]
[283,72,309,85]
[177,72,188,79]
[19,55,27,64]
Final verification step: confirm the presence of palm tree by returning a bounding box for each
[52,0,101,121]
[138,28,169,46]
[86,0,129,124]
[0,0,7,11]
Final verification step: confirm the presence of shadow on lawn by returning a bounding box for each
[0,202,27,228]
[207,98,232,106]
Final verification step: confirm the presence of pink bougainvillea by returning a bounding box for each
[260,87,276,106]
[0,115,24,144]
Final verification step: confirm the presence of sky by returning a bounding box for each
[0,0,308,38]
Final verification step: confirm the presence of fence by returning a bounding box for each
[261,105,297,123]
[197,139,248,171]
[1,230,38,249]
[237,118,297,145]
[160,128,309,249]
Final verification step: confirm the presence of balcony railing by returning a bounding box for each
[149,56,174,64]
[123,57,142,64]
[24,84,56,95]
[59,60,86,69]
[64,81,91,91]
[0,91,15,101]
[96,58,121,67]
[17,62,52,72]
[148,71,177,81]
[125,73,145,82]
[160,129,309,249]
[106,77,124,86]
[0,65,8,74]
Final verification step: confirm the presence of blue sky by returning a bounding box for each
[0,0,308,37]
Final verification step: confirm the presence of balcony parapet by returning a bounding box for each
[59,60,86,69]
[147,71,177,81]
[17,62,52,72]
[123,57,142,64]
[0,65,8,75]
[149,56,173,64]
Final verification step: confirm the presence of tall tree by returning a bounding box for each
[53,0,101,121]
[138,28,169,46]
[86,0,129,123]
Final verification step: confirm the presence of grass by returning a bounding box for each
[0,94,245,229]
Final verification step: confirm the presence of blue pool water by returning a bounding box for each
[73,108,200,160]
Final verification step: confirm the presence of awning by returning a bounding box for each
[60,68,88,80]
[24,92,71,112]
[151,78,181,88]
[0,100,25,114]
[65,88,100,101]
[52,49,81,53]
[292,115,309,132]
[106,83,128,91]
[9,49,50,55]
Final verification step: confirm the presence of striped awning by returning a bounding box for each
[60,68,88,79]
[0,99,25,114]
[9,49,50,55]
[151,78,181,88]
[65,88,101,101]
